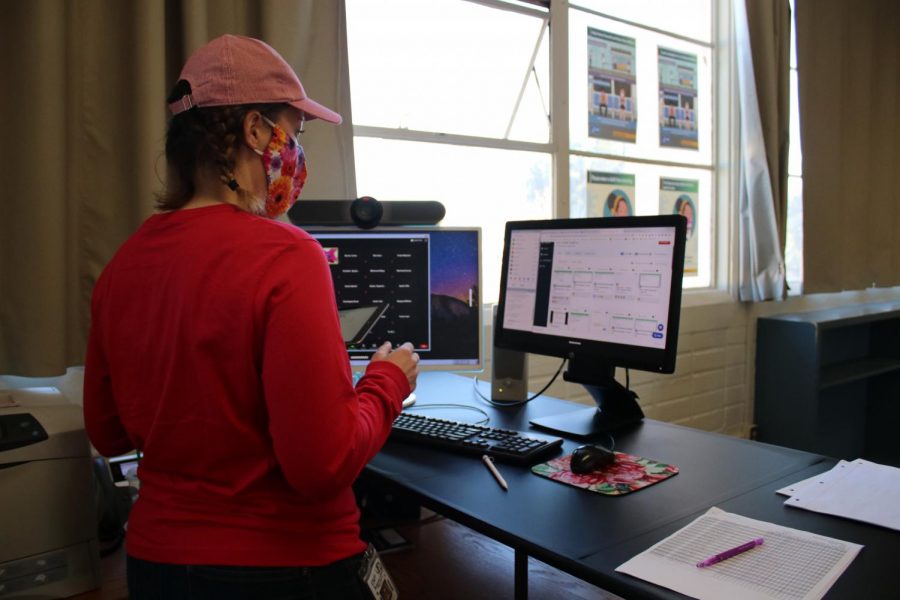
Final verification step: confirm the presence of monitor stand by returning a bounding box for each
[529,358,644,440]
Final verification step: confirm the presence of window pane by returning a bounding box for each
[569,9,713,166]
[353,138,552,302]
[346,0,550,142]
[569,156,713,288]
[786,4,803,293]
[788,70,802,176]
[789,0,798,69]
[571,0,712,43]
[785,175,804,293]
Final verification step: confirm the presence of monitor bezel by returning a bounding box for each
[494,215,687,374]
[303,225,484,373]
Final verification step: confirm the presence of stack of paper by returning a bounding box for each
[616,507,861,600]
[778,459,900,531]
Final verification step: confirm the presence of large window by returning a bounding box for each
[346,0,722,301]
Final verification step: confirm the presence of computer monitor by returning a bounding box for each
[494,215,686,438]
[305,227,483,372]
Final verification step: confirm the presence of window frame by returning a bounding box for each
[348,0,737,305]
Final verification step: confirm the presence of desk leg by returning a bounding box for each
[514,549,528,600]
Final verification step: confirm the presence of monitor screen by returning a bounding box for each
[305,227,483,372]
[493,215,686,437]
[495,215,686,374]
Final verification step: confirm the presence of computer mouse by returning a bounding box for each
[569,443,616,474]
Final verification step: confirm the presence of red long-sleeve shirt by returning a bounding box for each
[83,203,408,566]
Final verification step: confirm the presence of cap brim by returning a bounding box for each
[290,97,342,125]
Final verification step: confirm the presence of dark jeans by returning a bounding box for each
[126,553,371,600]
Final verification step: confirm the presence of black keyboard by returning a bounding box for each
[390,412,563,464]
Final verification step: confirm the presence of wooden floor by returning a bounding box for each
[72,510,620,600]
[375,511,622,600]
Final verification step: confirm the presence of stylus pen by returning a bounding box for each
[482,455,508,491]
[696,537,764,568]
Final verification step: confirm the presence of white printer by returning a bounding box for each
[0,370,100,598]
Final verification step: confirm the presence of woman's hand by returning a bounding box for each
[371,341,420,391]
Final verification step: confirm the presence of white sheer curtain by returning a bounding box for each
[734,0,787,301]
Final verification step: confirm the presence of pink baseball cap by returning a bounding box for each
[168,34,342,124]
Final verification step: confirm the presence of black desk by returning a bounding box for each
[367,372,898,599]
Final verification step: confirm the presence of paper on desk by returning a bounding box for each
[775,460,850,497]
[784,459,900,531]
[615,507,861,600]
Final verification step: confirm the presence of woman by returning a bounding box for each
[606,192,631,217]
[83,34,418,599]
[675,195,696,238]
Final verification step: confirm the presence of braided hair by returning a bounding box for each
[157,80,282,213]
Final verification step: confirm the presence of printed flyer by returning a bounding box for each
[658,47,698,149]
[587,28,637,142]
[659,177,698,273]
[588,171,635,217]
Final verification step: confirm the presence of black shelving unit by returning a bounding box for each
[755,301,900,465]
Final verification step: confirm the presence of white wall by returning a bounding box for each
[485,287,900,439]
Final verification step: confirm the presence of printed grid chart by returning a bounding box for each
[650,514,849,600]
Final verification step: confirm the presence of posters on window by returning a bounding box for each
[587,28,637,143]
[659,177,698,273]
[588,171,635,217]
[658,47,698,150]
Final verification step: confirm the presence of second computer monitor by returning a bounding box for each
[495,215,686,376]
[305,227,483,372]
[493,215,686,436]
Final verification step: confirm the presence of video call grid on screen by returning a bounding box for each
[502,226,677,350]
[307,227,482,371]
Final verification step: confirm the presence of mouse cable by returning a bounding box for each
[404,403,491,426]
[471,357,567,408]
[590,430,616,452]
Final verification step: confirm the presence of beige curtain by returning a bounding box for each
[745,0,791,267]
[0,0,355,376]
[796,0,900,293]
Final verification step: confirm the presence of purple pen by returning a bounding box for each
[696,537,764,568]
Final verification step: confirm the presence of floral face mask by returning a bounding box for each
[254,116,308,219]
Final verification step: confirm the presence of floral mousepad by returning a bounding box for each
[531,452,679,495]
